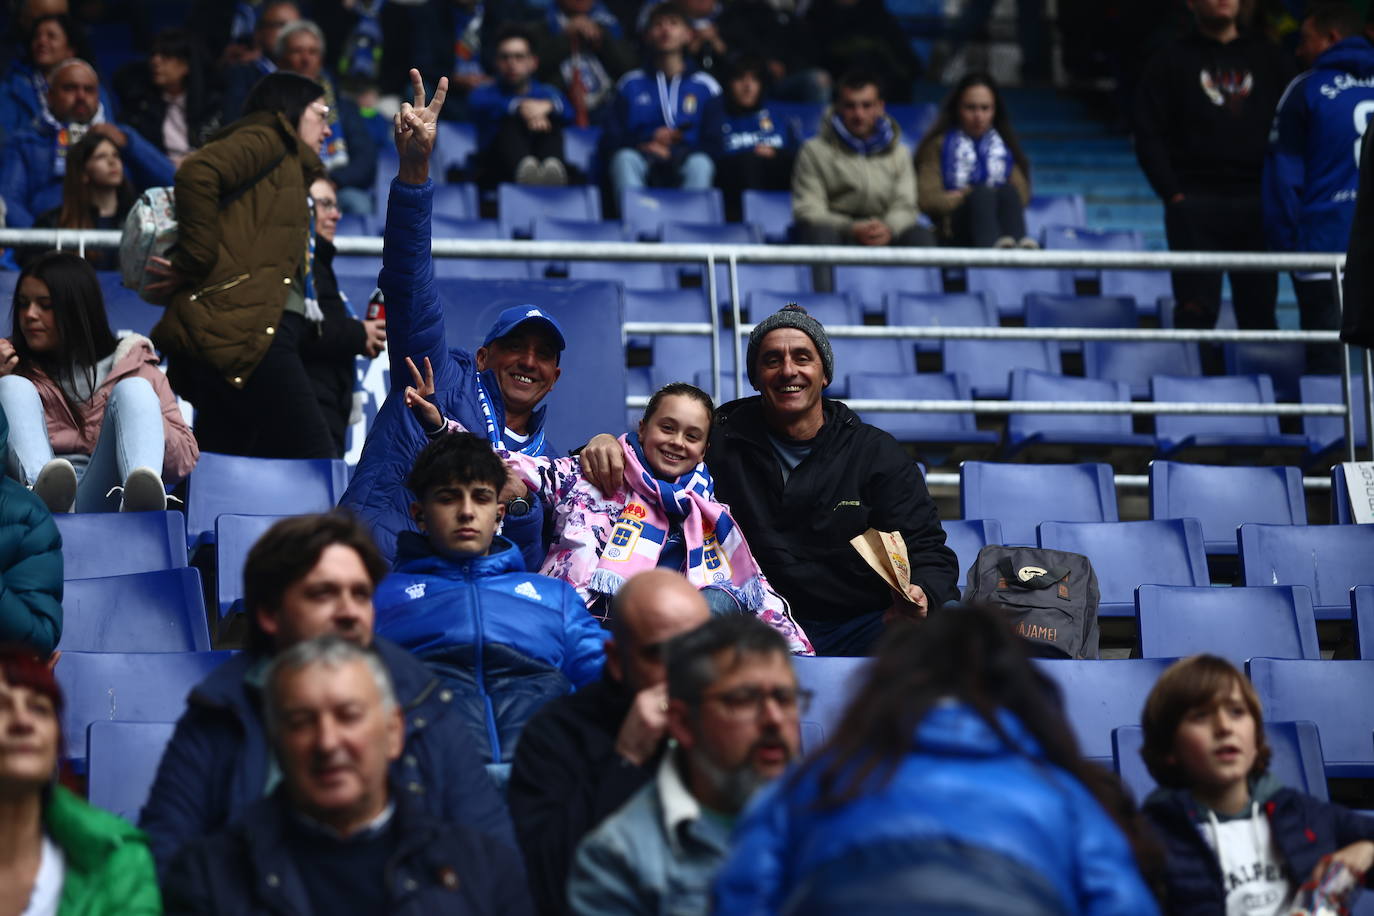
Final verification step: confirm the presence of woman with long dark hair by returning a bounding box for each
[915,72,1034,248]
[147,71,337,459]
[0,645,161,913]
[0,252,198,513]
[28,131,136,270]
[712,605,1160,914]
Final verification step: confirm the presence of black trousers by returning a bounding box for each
[795,219,937,292]
[949,184,1027,247]
[185,311,337,459]
[1293,274,1345,375]
[1164,193,1278,330]
[715,151,794,223]
[486,116,565,182]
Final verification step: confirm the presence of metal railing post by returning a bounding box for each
[1336,268,1358,464]
[728,254,743,402]
[706,253,720,402]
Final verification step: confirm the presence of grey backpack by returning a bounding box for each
[961,546,1101,659]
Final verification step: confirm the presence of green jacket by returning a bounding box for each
[0,405,63,654]
[790,109,918,236]
[47,785,161,915]
[151,110,325,389]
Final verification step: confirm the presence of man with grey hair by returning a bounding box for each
[163,635,535,914]
[566,614,804,915]
[580,302,958,656]
[0,57,174,226]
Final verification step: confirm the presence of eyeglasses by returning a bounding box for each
[314,198,340,213]
[496,51,531,60]
[310,102,331,118]
[697,685,813,720]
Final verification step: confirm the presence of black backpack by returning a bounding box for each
[961,546,1101,659]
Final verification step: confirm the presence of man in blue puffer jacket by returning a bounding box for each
[139,512,517,877]
[375,430,605,767]
[1262,2,1374,373]
[341,69,564,566]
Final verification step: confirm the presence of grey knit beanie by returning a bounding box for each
[746,303,834,387]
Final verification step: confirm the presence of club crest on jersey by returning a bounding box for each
[603,519,643,561]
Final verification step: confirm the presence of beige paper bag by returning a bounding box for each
[849,528,916,602]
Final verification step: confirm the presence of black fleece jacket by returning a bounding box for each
[1133,30,1294,200]
[706,397,957,627]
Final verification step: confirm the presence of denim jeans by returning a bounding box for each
[608,148,715,197]
[0,374,166,511]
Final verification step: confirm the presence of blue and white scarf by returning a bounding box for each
[941,128,1012,190]
[473,373,547,455]
[830,112,894,157]
[41,103,107,177]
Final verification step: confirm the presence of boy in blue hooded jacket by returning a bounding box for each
[374,430,605,767]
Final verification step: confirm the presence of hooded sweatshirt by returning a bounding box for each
[1134,30,1295,200]
[1263,36,1374,253]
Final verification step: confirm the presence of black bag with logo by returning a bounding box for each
[961,546,1101,659]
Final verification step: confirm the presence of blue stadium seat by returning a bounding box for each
[1247,658,1374,779]
[87,720,177,822]
[429,219,532,279]
[1354,586,1374,660]
[1333,464,1356,524]
[627,367,654,428]
[568,258,673,288]
[334,213,373,237]
[499,184,601,238]
[767,101,822,140]
[963,268,1076,320]
[747,291,856,325]
[1023,294,1138,353]
[60,568,210,652]
[215,514,289,619]
[1223,342,1306,403]
[531,217,629,277]
[1025,195,1087,239]
[563,125,602,178]
[730,263,812,302]
[846,372,999,459]
[829,339,916,387]
[432,182,480,220]
[0,271,18,304]
[1239,523,1374,620]
[1039,226,1163,315]
[793,655,870,752]
[834,266,942,314]
[1034,658,1176,765]
[1300,374,1370,463]
[1151,374,1308,465]
[185,452,349,550]
[55,512,188,579]
[886,292,998,353]
[372,148,399,222]
[331,255,383,280]
[96,272,163,338]
[1083,340,1202,399]
[650,334,735,391]
[57,650,232,764]
[943,518,1004,591]
[1006,368,1154,466]
[1149,461,1306,556]
[664,222,795,295]
[664,221,759,245]
[625,287,712,349]
[621,188,724,240]
[742,189,792,243]
[1115,721,1329,804]
[941,339,1062,399]
[436,121,478,179]
[1037,519,1209,618]
[1136,584,1319,665]
[960,461,1118,548]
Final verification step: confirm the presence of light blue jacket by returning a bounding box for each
[568,751,733,916]
[712,703,1160,916]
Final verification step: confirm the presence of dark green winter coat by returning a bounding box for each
[46,784,162,914]
[152,110,325,388]
[0,405,63,653]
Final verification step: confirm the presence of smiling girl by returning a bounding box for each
[404,358,810,653]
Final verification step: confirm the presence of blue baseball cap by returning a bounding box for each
[482,305,568,351]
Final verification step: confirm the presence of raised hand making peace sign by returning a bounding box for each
[395,68,449,184]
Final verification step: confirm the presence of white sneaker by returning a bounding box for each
[1018,236,1041,250]
[33,458,77,514]
[994,235,1016,249]
[514,155,541,184]
[538,157,568,186]
[117,466,167,512]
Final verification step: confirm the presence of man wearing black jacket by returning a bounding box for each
[1133,0,1293,330]
[307,177,387,457]
[580,304,958,656]
[506,570,710,915]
